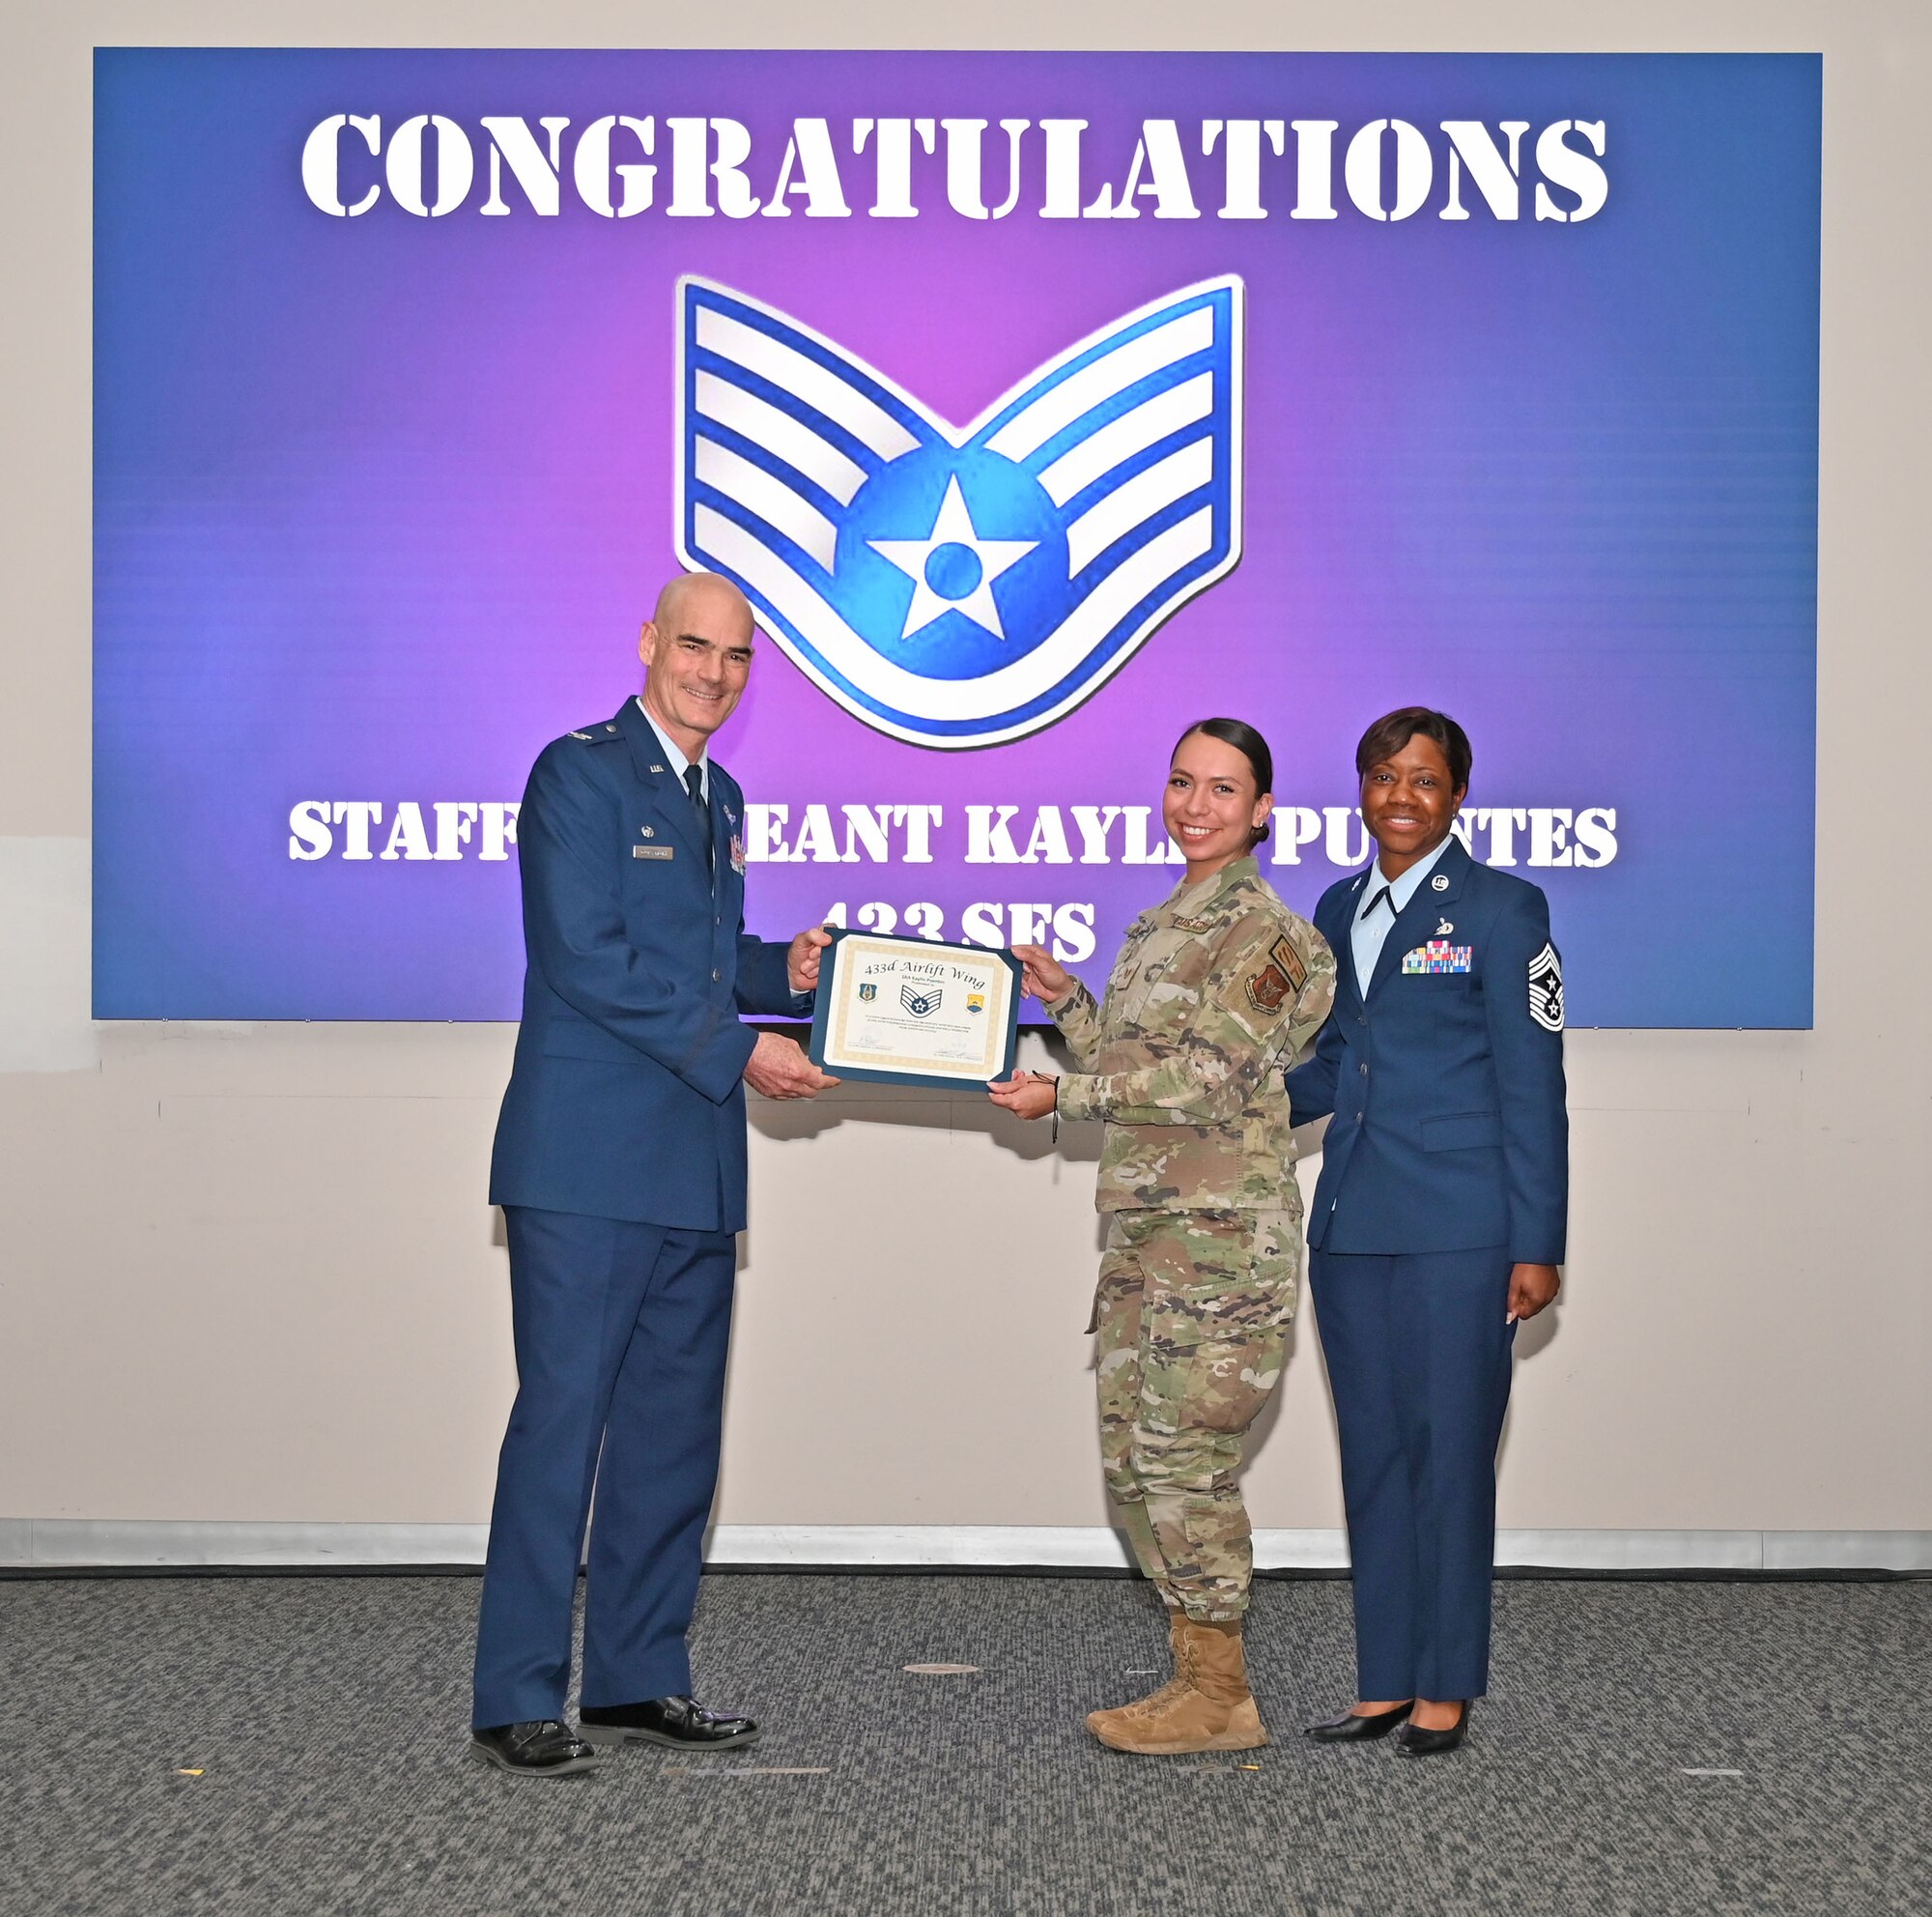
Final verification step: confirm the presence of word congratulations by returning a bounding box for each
[286,799,1616,869]
[300,114,1608,225]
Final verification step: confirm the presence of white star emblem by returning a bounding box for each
[867,475,1037,642]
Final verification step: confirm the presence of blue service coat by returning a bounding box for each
[1286,836,1568,1263]
[489,697,803,1232]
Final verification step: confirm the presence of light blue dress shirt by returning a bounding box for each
[637,696,708,802]
[1350,833,1456,996]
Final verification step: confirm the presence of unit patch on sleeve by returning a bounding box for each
[1242,952,1288,1015]
[1527,941,1565,1032]
[1243,935,1309,1016]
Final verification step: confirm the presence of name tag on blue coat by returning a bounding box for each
[1402,940,1471,974]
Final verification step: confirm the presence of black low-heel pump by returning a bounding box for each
[1305,1701,1415,1743]
[1394,1702,1470,1757]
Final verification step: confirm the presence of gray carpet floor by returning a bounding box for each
[2,1572,1926,1916]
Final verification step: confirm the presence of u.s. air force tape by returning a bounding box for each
[1527,941,1564,1032]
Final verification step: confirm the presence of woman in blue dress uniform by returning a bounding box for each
[1287,708,1568,1756]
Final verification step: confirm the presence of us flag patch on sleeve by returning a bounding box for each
[1527,942,1564,1033]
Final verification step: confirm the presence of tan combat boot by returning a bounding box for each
[1088,1616,1268,1755]
[1085,1609,1191,1741]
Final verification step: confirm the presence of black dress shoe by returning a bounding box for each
[1394,1702,1471,1757]
[1306,1701,1414,1743]
[471,1720,602,1776]
[579,1696,761,1750]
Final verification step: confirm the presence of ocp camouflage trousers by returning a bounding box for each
[1093,1208,1299,1623]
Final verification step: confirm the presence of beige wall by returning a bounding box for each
[3,2,1926,1541]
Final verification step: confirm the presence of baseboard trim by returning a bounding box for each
[3,1520,1928,1574]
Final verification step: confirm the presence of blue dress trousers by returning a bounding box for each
[472,697,802,1730]
[1287,835,1567,1701]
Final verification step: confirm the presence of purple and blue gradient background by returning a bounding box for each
[94,51,1819,1024]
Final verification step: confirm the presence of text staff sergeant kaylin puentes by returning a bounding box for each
[472,572,837,1778]
[989,720,1336,1756]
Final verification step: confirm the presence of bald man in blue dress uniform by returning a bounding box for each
[1289,707,1567,1758]
[471,573,836,1776]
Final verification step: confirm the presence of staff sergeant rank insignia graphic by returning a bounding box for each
[900,983,944,1018]
[676,275,1244,749]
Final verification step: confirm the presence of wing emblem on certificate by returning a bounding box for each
[809,930,1021,1089]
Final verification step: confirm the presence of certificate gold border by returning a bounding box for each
[822,934,1015,1082]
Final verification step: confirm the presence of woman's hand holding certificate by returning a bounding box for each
[1009,941,1074,1008]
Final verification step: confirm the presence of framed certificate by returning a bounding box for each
[808,930,1022,1090]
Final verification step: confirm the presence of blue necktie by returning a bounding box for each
[684,765,713,874]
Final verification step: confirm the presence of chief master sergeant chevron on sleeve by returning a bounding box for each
[471,572,838,1778]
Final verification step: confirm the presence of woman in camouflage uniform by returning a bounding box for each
[990,719,1336,1755]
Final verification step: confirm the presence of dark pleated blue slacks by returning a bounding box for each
[471,1205,735,1729]
[1309,1245,1517,1702]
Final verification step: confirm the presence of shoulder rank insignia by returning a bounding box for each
[1527,941,1564,1032]
[568,730,593,741]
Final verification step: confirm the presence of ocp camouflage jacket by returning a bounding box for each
[1049,855,1337,1214]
